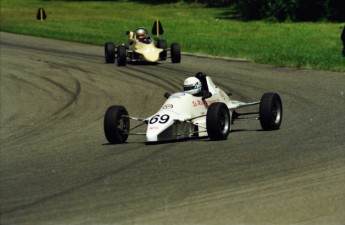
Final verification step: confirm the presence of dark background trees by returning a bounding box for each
[62,0,344,22]
[213,0,343,22]
[232,0,344,22]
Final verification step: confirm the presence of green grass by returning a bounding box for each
[1,0,344,71]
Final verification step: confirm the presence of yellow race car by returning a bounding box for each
[105,21,181,66]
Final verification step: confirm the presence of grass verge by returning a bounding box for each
[1,0,344,71]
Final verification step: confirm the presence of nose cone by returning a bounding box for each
[146,133,158,142]
[142,48,162,62]
[135,42,162,62]
[146,117,174,142]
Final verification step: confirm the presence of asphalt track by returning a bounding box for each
[1,32,345,225]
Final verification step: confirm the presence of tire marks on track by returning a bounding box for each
[1,74,81,146]
[1,144,174,215]
[116,66,181,93]
[39,76,81,116]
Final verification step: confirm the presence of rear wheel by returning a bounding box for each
[259,92,283,130]
[117,45,127,66]
[206,103,230,140]
[104,42,115,63]
[171,43,181,63]
[104,105,130,144]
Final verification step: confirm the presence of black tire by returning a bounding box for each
[171,43,181,63]
[104,42,115,63]
[117,45,127,66]
[259,92,283,130]
[104,105,130,144]
[156,39,167,60]
[206,103,230,140]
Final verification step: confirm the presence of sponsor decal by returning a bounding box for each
[192,99,220,107]
[162,104,173,109]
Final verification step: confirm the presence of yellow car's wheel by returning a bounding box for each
[117,45,127,66]
[104,42,115,63]
[171,43,181,63]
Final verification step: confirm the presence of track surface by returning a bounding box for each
[1,32,345,225]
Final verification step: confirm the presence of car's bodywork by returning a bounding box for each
[127,31,163,62]
[104,72,283,144]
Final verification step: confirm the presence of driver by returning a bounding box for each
[183,77,202,96]
[135,28,151,44]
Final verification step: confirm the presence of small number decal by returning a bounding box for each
[149,115,159,124]
[160,114,170,123]
[149,114,170,124]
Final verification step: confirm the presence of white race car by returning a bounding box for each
[104,72,283,143]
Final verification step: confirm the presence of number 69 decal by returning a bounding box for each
[149,114,170,124]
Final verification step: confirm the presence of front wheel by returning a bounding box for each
[104,42,115,63]
[117,45,127,66]
[259,92,283,130]
[206,103,230,140]
[104,105,130,144]
[170,43,181,63]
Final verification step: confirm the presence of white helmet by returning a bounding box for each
[183,77,202,95]
[135,28,148,38]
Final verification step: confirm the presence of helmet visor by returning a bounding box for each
[184,85,196,92]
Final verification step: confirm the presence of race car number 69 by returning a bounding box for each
[149,114,170,124]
